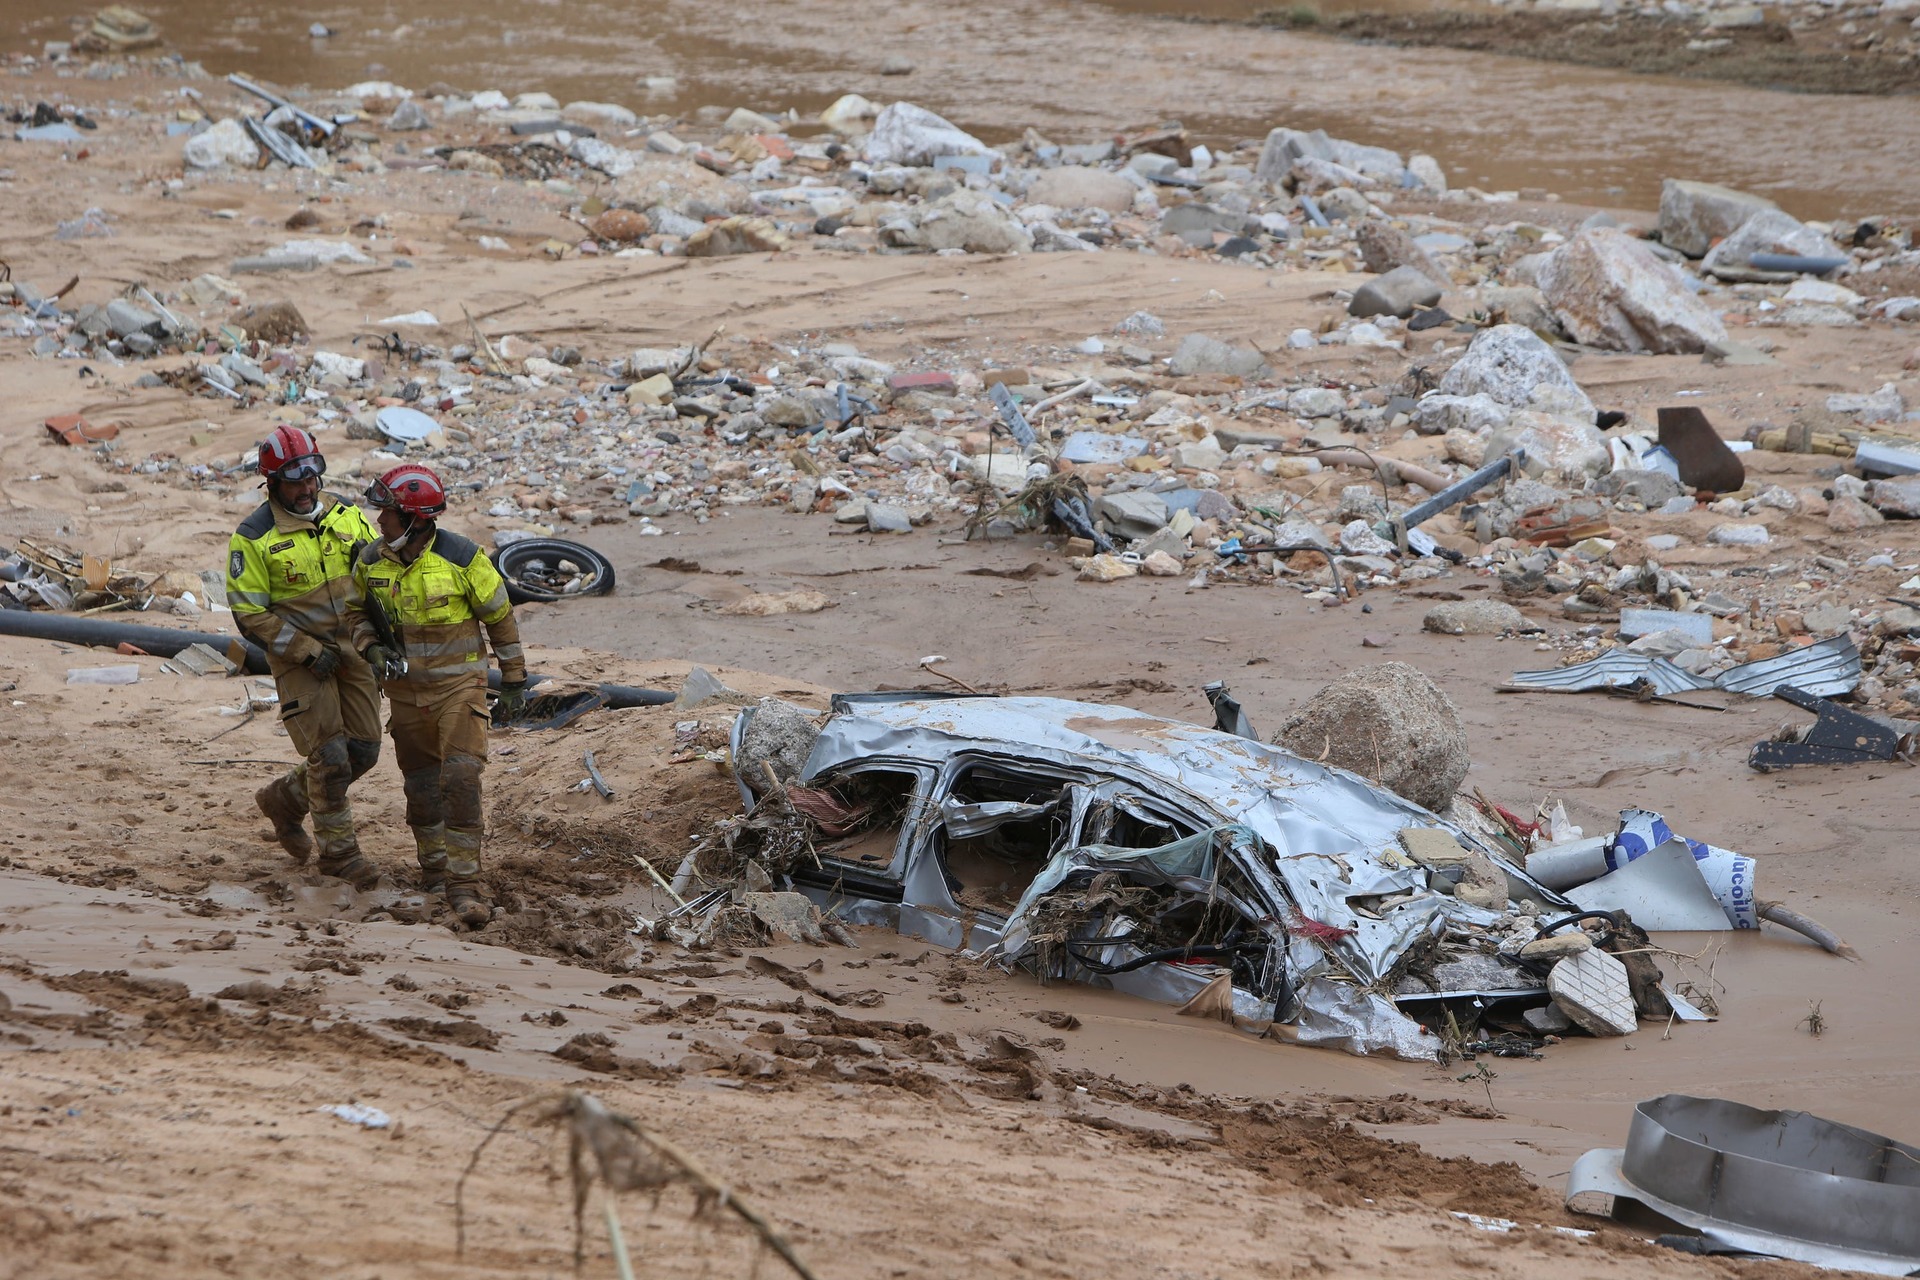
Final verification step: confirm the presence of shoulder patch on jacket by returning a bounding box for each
[430,530,481,568]
[236,503,275,539]
[229,549,246,579]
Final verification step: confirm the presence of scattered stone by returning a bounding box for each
[895,190,1032,255]
[1437,324,1594,418]
[684,216,789,256]
[1276,662,1470,812]
[183,118,260,170]
[387,100,431,131]
[1524,1003,1574,1034]
[1423,599,1525,636]
[1707,522,1770,547]
[1829,494,1887,531]
[1826,383,1904,423]
[1026,166,1136,213]
[1538,228,1726,355]
[1868,475,1920,519]
[864,102,992,167]
[1484,411,1610,480]
[734,698,821,783]
[1169,333,1267,379]
[1339,520,1397,556]
[591,208,652,242]
[1595,468,1683,508]
[1657,179,1777,259]
[1520,931,1593,961]
[1702,209,1844,277]
[1078,553,1139,582]
[1354,220,1447,285]
[1349,265,1443,320]
[1288,387,1346,419]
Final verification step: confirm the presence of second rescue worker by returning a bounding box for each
[227,426,384,888]
[346,464,526,928]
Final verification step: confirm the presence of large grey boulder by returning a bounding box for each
[1657,179,1778,259]
[1437,324,1594,418]
[1027,165,1136,213]
[1537,228,1727,355]
[1276,662,1470,812]
[1701,209,1844,277]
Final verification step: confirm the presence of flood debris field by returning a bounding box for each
[2,9,1920,1278]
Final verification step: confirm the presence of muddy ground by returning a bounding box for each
[1253,5,1920,96]
[2,31,1919,1280]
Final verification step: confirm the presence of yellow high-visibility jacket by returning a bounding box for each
[346,530,525,702]
[226,494,376,670]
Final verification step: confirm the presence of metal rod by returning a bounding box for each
[1373,452,1514,537]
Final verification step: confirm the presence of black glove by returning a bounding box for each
[363,644,402,679]
[494,680,527,724]
[306,647,341,679]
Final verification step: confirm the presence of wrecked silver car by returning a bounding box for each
[706,691,1573,1060]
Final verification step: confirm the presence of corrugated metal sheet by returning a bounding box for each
[1714,633,1861,699]
[1508,651,1713,697]
[1511,633,1860,700]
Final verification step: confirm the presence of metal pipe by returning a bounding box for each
[1373,453,1514,537]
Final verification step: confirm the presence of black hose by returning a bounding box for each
[0,609,271,673]
[1534,910,1621,940]
[1065,937,1264,974]
[0,610,675,708]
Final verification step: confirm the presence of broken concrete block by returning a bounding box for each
[1547,947,1638,1036]
[1277,662,1469,812]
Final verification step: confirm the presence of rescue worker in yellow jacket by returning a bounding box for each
[345,464,526,928]
[226,425,384,888]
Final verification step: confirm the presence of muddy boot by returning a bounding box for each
[445,879,493,929]
[312,805,381,891]
[255,768,313,863]
[444,826,492,928]
[412,822,448,895]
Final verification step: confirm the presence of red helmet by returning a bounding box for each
[258,425,324,481]
[367,464,447,518]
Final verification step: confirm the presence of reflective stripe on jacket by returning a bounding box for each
[226,495,376,667]
[347,529,526,700]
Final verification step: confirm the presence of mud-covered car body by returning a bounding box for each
[731,692,1563,1053]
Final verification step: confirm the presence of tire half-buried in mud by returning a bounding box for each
[496,537,616,605]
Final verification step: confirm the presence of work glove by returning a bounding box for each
[494,679,527,725]
[306,647,341,680]
[363,644,402,680]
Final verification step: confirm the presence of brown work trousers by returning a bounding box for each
[273,650,381,815]
[388,677,491,878]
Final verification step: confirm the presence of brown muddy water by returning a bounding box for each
[11,0,1918,217]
